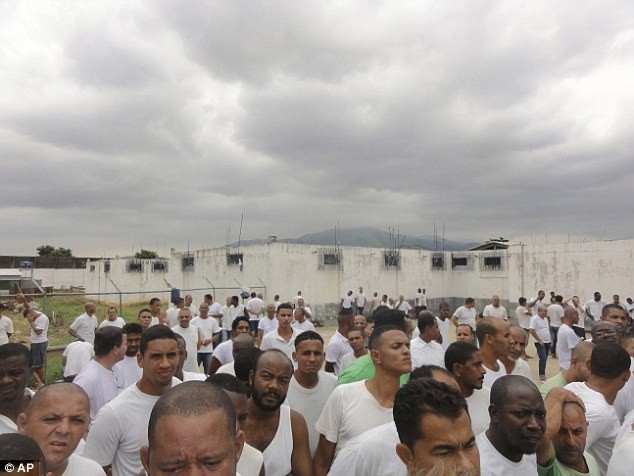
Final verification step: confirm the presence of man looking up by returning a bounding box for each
[18,383,104,476]
[536,388,600,475]
[68,302,98,345]
[73,326,127,422]
[477,375,546,476]
[564,343,631,475]
[313,325,412,475]
[445,341,491,436]
[476,317,513,388]
[83,326,180,476]
[325,310,354,375]
[260,303,301,360]
[540,341,594,398]
[394,378,480,476]
[285,331,337,456]
[141,381,244,476]
[113,322,143,389]
[246,350,312,476]
[0,343,32,434]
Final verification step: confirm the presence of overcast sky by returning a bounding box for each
[2,1,634,257]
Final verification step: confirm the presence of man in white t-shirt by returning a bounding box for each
[339,329,369,373]
[476,317,512,389]
[72,326,127,422]
[340,290,354,311]
[69,302,98,345]
[585,292,606,325]
[477,375,545,476]
[0,303,14,345]
[184,294,198,317]
[528,290,546,316]
[394,378,480,476]
[410,312,444,369]
[500,325,532,380]
[208,316,251,375]
[394,295,412,315]
[557,307,582,371]
[25,308,49,389]
[451,298,478,344]
[567,295,587,339]
[62,340,94,382]
[354,287,367,315]
[246,292,265,332]
[564,343,632,475]
[171,308,202,374]
[99,307,125,329]
[83,326,181,476]
[166,297,185,327]
[414,288,427,315]
[141,381,245,476]
[257,303,278,347]
[260,304,301,360]
[445,341,491,436]
[191,302,220,375]
[436,302,451,351]
[325,311,354,375]
[286,331,337,457]
[292,307,315,333]
[516,297,532,332]
[113,323,143,389]
[18,383,104,476]
[548,295,566,357]
[313,326,412,475]
[483,295,508,321]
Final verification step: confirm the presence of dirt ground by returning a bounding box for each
[316,323,561,387]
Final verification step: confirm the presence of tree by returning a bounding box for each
[135,249,159,259]
[37,245,73,257]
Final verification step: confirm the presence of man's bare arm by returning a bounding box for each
[313,434,336,476]
[290,410,313,476]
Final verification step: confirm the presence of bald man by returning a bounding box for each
[540,341,594,398]
[18,383,104,476]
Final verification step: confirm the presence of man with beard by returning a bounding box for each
[536,388,600,476]
[245,349,312,476]
[477,375,546,476]
[445,341,491,436]
[113,323,143,389]
[83,326,180,476]
[395,378,480,476]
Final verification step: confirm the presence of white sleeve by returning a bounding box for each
[72,372,95,401]
[260,334,273,351]
[327,436,363,475]
[82,405,121,466]
[583,404,611,448]
[315,387,343,444]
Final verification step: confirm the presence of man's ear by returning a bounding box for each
[17,413,27,433]
[292,351,297,363]
[137,352,144,369]
[235,428,246,463]
[452,363,463,378]
[395,443,414,469]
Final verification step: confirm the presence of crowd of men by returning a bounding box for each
[2,288,634,476]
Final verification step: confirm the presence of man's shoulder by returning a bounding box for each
[66,454,106,475]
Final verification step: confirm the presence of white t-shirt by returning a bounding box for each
[585,300,606,321]
[529,298,545,316]
[246,298,264,320]
[340,351,363,373]
[529,315,551,343]
[556,324,580,370]
[216,361,236,376]
[166,307,181,327]
[70,313,98,345]
[564,381,621,475]
[547,304,565,327]
[237,443,264,476]
[315,380,394,458]
[410,338,445,369]
[258,317,278,336]
[436,317,451,351]
[0,315,14,345]
[30,313,49,343]
[615,369,634,422]
[62,341,94,377]
[341,294,353,309]
[510,358,532,380]
[212,340,233,365]
[220,305,233,330]
[608,420,634,476]
[83,379,180,476]
[191,316,220,353]
[395,300,412,313]
[73,360,123,422]
[515,306,531,329]
[476,431,537,476]
[98,317,125,329]
[466,387,491,436]
[209,302,223,319]
[568,303,586,329]
[483,305,508,320]
[260,328,301,361]
[325,331,351,376]
[327,422,405,476]
[483,360,507,389]
[292,320,316,332]
[355,292,367,308]
[454,306,477,330]
[62,453,105,476]
[172,324,202,373]
[285,371,338,456]
[415,292,427,308]
[112,355,142,389]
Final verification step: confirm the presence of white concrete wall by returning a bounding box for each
[24,238,634,319]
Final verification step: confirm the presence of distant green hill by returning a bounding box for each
[233,227,479,251]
